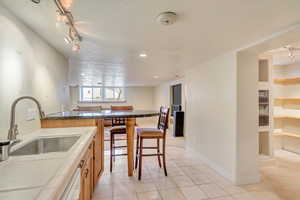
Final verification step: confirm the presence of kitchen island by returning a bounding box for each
[41,110,160,177]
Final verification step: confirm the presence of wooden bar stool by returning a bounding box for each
[135,107,170,180]
[110,106,134,172]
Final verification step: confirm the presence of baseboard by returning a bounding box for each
[186,147,236,184]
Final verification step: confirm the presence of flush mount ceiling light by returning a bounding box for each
[156,11,177,25]
[139,53,147,58]
[153,75,159,79]
[31,0,41,4]
[30,0,82,52]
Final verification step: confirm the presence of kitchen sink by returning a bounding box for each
[10,136,80,156]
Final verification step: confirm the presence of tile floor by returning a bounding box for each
[92,123,300,200]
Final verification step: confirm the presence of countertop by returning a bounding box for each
[0,127,97,200]
[43,110,159,120]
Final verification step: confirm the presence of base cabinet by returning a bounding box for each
[41,119,104,200]
[80,144,93,200]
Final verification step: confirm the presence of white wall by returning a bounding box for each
[70,86,155,110]
[0,5,69,139]
[183,52,238,183]
[153,51,260,185]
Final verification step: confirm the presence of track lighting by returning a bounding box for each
[31,0,82,51]
[72,43,80,52]
[64,35,72,44]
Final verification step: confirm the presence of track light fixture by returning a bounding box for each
[30,0,82,51]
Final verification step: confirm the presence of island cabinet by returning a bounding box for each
[40,119,104,200]
[80,143,93,200]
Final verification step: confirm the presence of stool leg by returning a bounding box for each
[157,138,162,168]
[162,137,167,176]
[110,132,113,172]
[138,138,143,180]
[135,134,140,169]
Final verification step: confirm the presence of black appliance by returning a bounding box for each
[173,111,184,137]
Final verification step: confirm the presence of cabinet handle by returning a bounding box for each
[79,160,84,168]
[85,168,89,178]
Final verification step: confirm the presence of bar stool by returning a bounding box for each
[135,107,170,180]
[110,106,134,172]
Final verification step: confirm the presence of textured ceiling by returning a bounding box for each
[2,0,300,86]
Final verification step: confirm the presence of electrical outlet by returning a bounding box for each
[26,108,36,121]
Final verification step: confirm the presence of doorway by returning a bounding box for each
[171,83,182,116]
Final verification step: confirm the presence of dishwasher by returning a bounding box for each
[60,168,81,200]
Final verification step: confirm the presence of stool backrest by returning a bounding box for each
[157,107,170,133]
[111,106,134,126]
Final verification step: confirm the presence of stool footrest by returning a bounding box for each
[112,145,127,148]
[112,153,128,157]
[139,146,159,149]
[137,153,164,157]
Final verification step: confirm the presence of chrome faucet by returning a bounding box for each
[1,96,45,161]
[7,96,45,141]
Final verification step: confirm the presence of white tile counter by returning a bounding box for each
[0,127,97,200]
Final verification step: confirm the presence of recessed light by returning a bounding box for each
[139,53,147,58]
[80,73,85,76]
[153,75,159,79]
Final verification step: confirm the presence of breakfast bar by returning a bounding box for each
[41,110,159,176]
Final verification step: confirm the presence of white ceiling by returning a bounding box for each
[2,0,300,86]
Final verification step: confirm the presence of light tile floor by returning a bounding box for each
[93,124,300,200]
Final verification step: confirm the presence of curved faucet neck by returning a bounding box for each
[8,96,45,140]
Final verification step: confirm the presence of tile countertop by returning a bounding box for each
[0,127,97,200]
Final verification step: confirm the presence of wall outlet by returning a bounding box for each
[26,108,36,121]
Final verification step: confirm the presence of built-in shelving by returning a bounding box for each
[274,77,300,85]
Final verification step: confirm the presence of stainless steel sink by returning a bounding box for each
[10,136,80,156]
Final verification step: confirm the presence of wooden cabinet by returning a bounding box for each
[80,143,93,200]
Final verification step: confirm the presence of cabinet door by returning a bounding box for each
[83,152,93,200]
[80,144,94,200]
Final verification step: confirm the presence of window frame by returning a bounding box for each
[79,86,126,103]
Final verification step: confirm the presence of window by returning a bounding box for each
[79,86,126,102]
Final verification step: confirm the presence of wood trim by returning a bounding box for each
[41,119,96,128]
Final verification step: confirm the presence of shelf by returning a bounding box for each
[259,126,270,132]
[274,98,300,102]
[273,132,300,138]
[274,77,300,85]
[274,115,300,120]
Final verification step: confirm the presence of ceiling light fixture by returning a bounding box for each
[31,0,41,4]
[64,35,72,44]
[139,53,147,58]
[31,0,82,51]
[156,11,177,25]
[153,75,159,79]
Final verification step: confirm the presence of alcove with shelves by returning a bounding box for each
[272,61,300,154]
